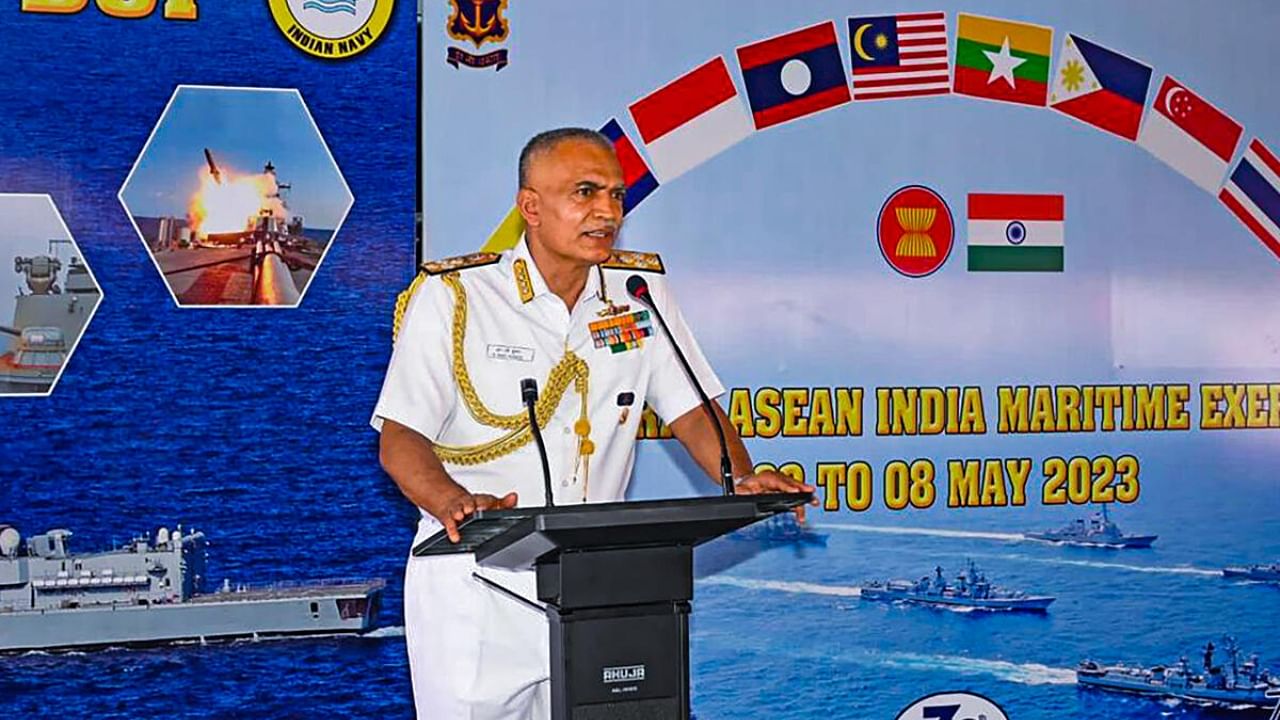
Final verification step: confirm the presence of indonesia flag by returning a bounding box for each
[599,119,658,215]
[1138,76,1243,193]
[849,12,950,101]
[736,21,850,129]
[628,57,754,183]
[1049,34,1151,141]
[1220,139,1280,261]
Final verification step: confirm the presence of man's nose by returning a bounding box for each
[592,192,622,221]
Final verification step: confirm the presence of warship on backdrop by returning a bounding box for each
[1024,504,1157,549]
[0,523,384,652]
[1077,637,1280,713]
[729,513,827,547]
[860,560,1055,612]
[0,241,99,394]
[1222,561,1280,584]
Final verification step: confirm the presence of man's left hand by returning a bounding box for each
[732,470,818,523]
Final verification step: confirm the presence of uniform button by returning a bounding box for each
[561,479,569,487]
[562,427,571,435]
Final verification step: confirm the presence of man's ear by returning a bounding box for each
[516,187,540,228]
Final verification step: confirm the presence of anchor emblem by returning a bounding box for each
[447,0,509,48]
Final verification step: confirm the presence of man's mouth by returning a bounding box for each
[582,228,615,240]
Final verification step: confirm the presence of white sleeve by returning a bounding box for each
[369,276,458,441]
[643,275,725,424]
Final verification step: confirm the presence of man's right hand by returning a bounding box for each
[433,489,519,543]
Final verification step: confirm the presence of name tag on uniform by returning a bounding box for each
[588,310,653,354]
[487,344,535,363]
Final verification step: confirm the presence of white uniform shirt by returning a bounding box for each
[372,238,723,516]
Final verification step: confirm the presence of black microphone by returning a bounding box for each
[626,275,735,496]
[521,378,555,507]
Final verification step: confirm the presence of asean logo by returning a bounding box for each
[269,0,393,60]
[877,185,954,277]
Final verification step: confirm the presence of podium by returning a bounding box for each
[413,493,811,720]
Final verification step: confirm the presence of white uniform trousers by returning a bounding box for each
[404,542,551,719]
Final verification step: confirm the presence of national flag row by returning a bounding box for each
[592,12,1280,263]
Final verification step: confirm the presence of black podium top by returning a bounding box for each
[412,493,810,569]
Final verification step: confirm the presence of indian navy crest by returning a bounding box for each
[268,0,393,60]
[445,0,510,71]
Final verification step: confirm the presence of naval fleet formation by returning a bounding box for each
[741,509,1280,714]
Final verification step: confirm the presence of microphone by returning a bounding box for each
[521,378,555,507]
[626,275,735,496]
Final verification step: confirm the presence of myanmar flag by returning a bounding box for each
[967,193,1064,272]
[954,14,1053,106]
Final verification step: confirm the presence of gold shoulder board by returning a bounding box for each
[420,251,501,276]
[600,250,665,274]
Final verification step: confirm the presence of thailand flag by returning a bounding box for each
[1049,34,1151,141]
[735,21,851,129]
[1138,76,1243,193]
[599,119,658,215]
[628,57,754,183]
[1220,139,1280,261]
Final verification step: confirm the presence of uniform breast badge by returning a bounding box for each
[588,311,653,354]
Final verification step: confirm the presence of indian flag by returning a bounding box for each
[953,14,1053,106]
[967,193,1064,271]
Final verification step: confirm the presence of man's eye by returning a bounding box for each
[611,190,626,201]
[576,188,592,197]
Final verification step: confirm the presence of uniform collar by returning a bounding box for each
[508,235,602,311]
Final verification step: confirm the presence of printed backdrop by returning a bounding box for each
[421,2,1280,719]
[0,1,1276,719]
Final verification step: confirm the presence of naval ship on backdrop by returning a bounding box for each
[0,523,385,652]
[0,241,99,394]
[860,560,1055,612]
[1024,504,1158,549]
[1223,561,1280,584]
[1077,637,1280,712]
[729,513,828,547]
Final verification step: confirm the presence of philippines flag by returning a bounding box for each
[735,21,850,129]
[599,119,658,215]
[849,12,950,101]
[1220,139,1280,261]
[1138,76,1243,193]
[628,57,754,183]
[1049,34,1151,141]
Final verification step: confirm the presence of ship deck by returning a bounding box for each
[188,579,385,604]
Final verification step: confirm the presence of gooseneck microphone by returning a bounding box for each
[626,275,735,496]
[521,378,555,507]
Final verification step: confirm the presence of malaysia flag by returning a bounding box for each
[1138,76,1243,193]
[628,57,754,183]
[1049,34,1151,141]
[599,119,658,215]
[1220,139,1280,261]
[849,12,950,101]
[736,21,850,129]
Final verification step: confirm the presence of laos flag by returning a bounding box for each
[735,21,850,130]
[1049,33,1152,141]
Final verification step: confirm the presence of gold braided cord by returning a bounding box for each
[392,272,428,343]
[432,272,592,467]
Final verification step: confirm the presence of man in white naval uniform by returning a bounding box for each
[372,128,813,720]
